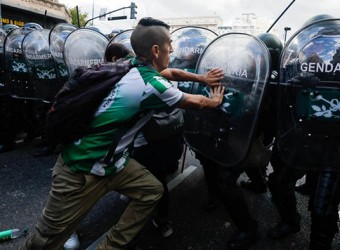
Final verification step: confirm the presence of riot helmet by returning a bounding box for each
[301,14,335,28]
[257,33,283,72]
[109,29,124,39]
[170,27,215,70]
[86,26,102,34]
[109,29,134,53]
[176,29,207,61]
[2,24,19,34]
[181,28,204,37]
[23,22,43,31]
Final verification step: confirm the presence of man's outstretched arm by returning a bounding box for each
[178,84,225,109]
[161,68,224,87]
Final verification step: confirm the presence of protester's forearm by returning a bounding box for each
[178,94,218,109]
[178,91,223,109]
[161,68,206,83]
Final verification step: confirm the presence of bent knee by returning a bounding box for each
[140,182,164,203]
[154,183,164,200]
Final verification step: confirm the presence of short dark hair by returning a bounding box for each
[130,17,170,60]
[137,17,170,29]
[104,43,131,62]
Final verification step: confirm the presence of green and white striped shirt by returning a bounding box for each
[62,59,183,176]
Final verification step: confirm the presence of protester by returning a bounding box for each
[63,41,224,249]
[106,42,224,238]
[105,43,134,63]
[21,17,224,250]
[73,41,223,246]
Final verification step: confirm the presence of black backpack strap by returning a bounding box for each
[102,126,130,165]
[102,113,145,165]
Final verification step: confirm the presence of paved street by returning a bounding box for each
[0,139,339,250]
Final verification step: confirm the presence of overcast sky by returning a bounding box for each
[59,0,340,40]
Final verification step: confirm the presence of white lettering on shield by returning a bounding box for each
[203,61,248,78]
[300,62,340,73]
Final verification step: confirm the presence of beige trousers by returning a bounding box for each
[21,155,163,250]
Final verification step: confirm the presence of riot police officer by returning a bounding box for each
[267,15,340,249]
[187,32,274,249]
[239,33,284,194]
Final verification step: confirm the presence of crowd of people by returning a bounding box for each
[0,15,339,250]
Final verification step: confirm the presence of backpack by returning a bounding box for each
[46,60,132,145]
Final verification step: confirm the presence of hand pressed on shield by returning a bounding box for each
[204,68,224,87]
[209,83,225,106]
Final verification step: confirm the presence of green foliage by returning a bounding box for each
[68,6,88,28]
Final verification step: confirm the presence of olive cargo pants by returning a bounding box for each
[21,155,163,250]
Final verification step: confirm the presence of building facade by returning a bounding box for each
[151,14,279,37]
[230,13,279,37]
[161,16,224,33]
[0,0,71,29]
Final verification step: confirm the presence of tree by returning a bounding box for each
[68,6,88,28]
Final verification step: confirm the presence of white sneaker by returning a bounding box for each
[120,194,131,203]
[64,232,80,250]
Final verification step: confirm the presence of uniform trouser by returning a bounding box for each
[201,156,219,203]
[268,149,304,227]
[132,135,184,224]
[268,150,340,249]
[21,155,164,250]
[34,101,53,145]
[301,171,318,191]
[197,153,258,233]
[0,95,17,145]
[0,97,39,143]
[309,172,340,250]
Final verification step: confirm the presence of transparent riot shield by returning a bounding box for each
[3,27,35,99]
[49,23,77,85]
[277,18,340,172]
[63,28,109,75]
[184,33,271,167]
[0,28,7,95]
[22,29,61,103]
[108,29,134,52]
[170,27,217,93]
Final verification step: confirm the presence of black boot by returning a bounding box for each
[309,221,334,250]
[227,228,259,250]
[267,168,302,240]
[309,213,338,250]
[242,167,268,194]
[268,221,300,239]
[221,187,259,249]
[309,235,333,250]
